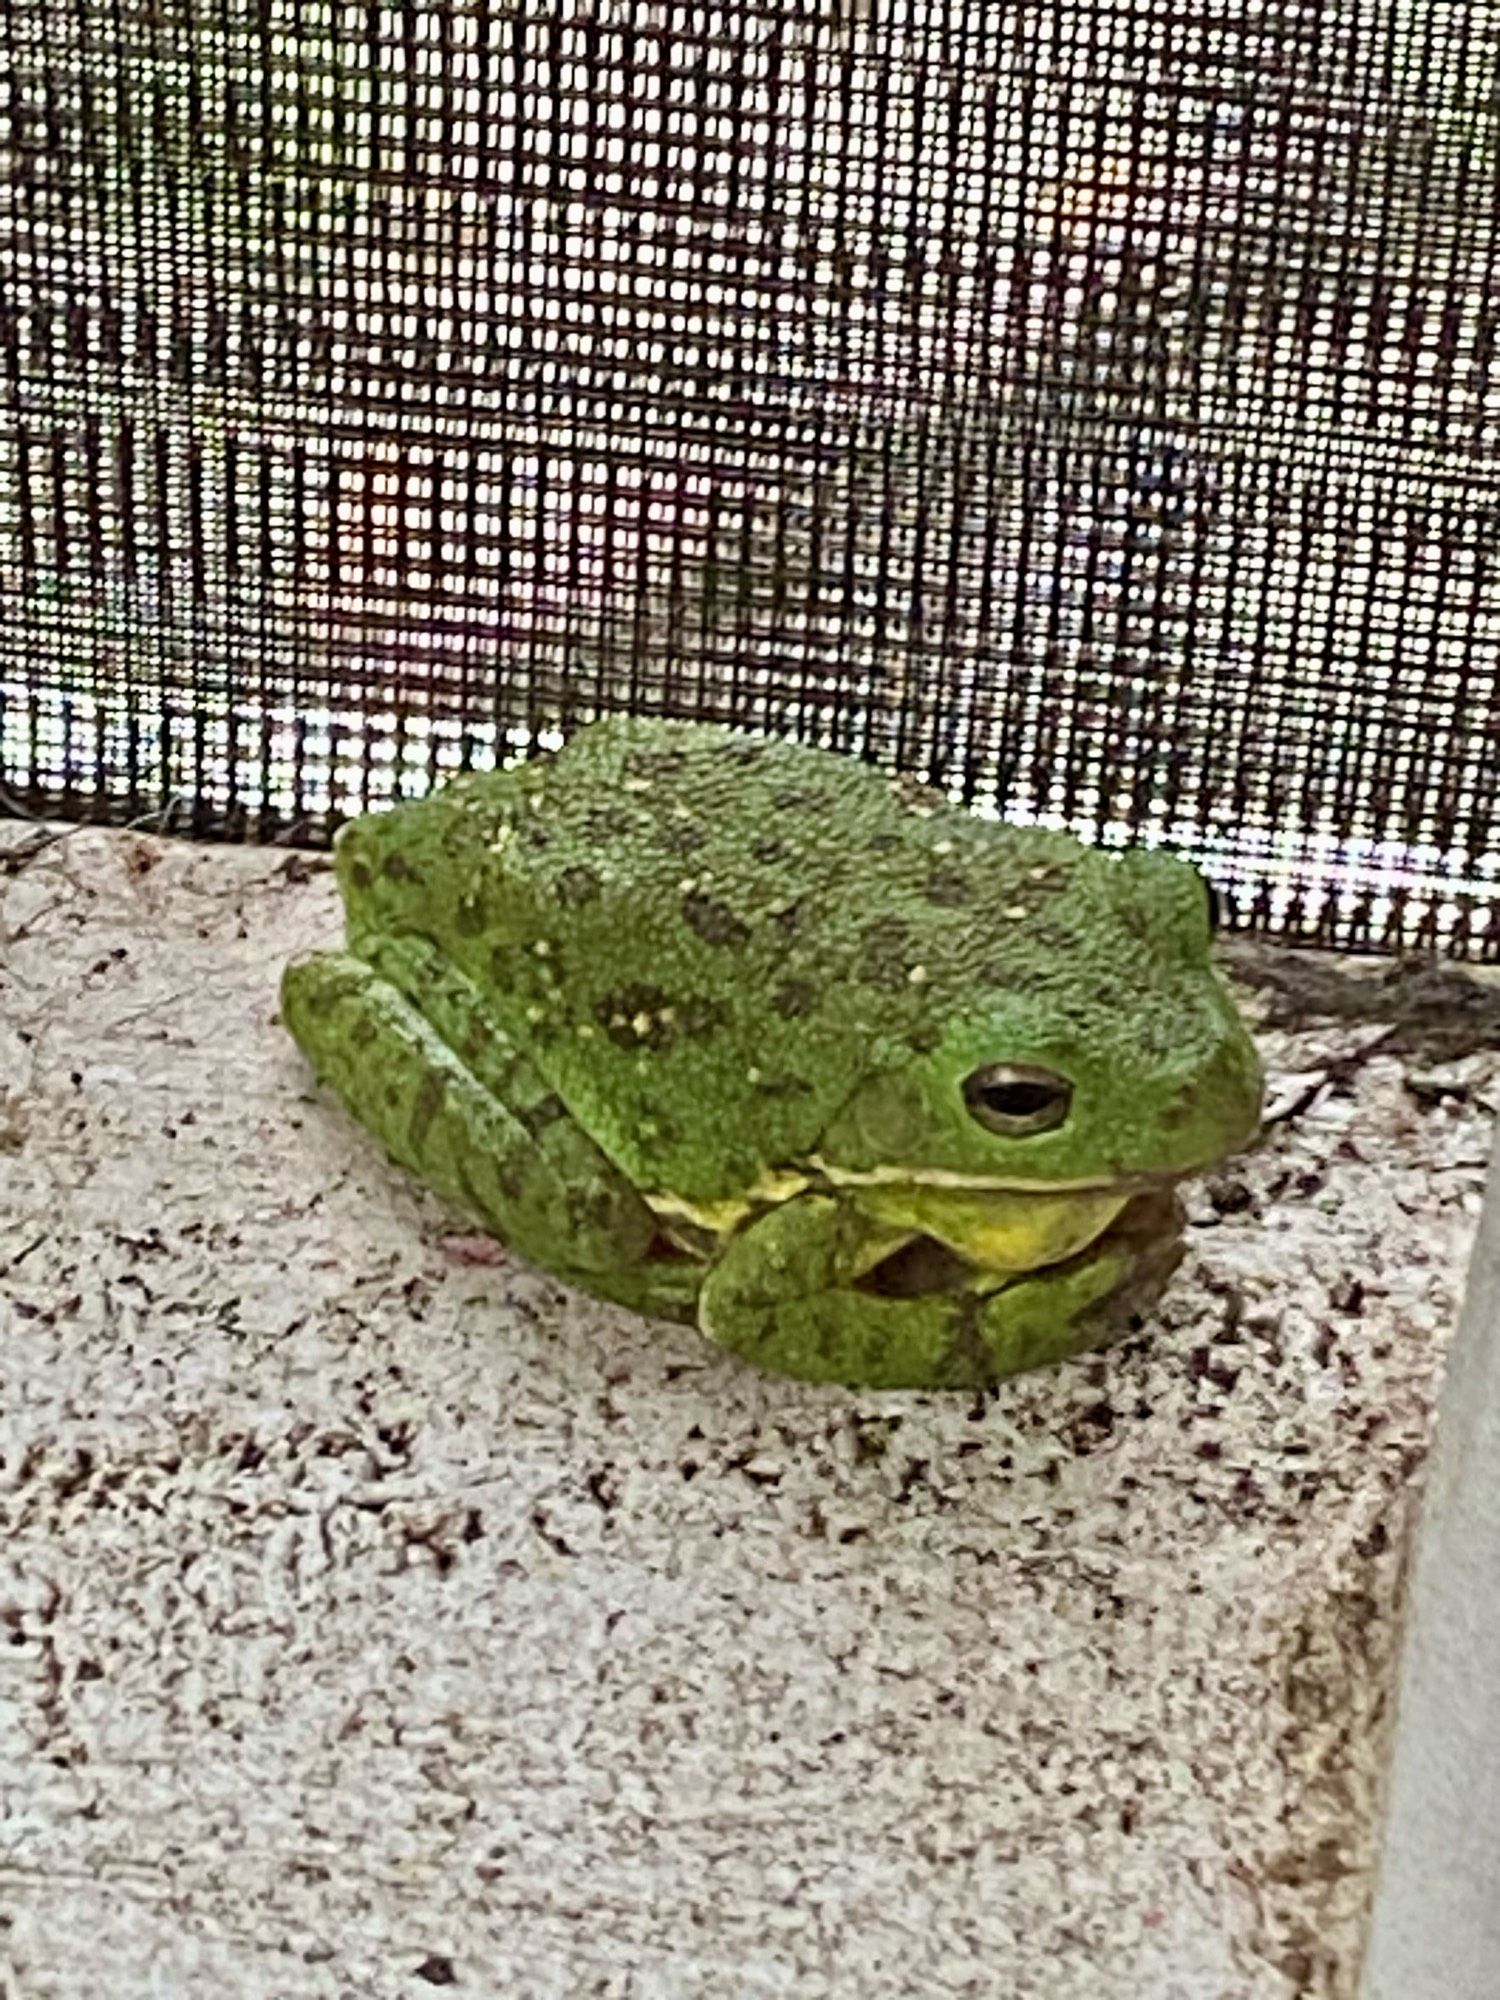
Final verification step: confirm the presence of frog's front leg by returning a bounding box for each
[698,1195,1150,1389]
[280,938,701,1323]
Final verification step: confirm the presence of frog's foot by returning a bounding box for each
[699,1191,1184,1389]
[281,941,701,1321]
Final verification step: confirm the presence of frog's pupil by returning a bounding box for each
[984,1080,1057,1118]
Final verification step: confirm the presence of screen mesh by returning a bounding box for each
[2,0,1497,954]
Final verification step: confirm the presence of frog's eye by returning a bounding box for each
[963,1063,1073,1137]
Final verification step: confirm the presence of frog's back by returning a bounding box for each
[514,716,927,891]
[334,718,1117,1202]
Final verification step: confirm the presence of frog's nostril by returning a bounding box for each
[963,1064,1073,1137]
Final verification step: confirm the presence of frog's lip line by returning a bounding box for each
[807,1157,1187,1196]
[641,1154,1230,1234]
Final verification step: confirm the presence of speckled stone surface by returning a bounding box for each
[1,823,1494,2000]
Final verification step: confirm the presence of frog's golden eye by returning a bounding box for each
[963,1063,1073,1137]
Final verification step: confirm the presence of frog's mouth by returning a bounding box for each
[644,1160,1187,1268]
[811,1159,1186,1198]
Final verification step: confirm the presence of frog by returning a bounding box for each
[280,716,1263,1389]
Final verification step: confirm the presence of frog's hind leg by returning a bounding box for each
[281,938,701,1321]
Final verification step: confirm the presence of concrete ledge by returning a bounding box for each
[1,823,1495,1999]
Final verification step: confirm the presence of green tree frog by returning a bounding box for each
[282,718,1262,1388]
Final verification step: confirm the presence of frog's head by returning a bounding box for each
[816,846,1263,1210]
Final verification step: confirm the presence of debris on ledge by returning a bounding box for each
[2,821,1495,2000]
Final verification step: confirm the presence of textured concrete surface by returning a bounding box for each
[1,822,1495,2000]
[1359,1115,1500,2000]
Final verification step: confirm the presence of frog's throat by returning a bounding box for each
[643,1158,1155,1240]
